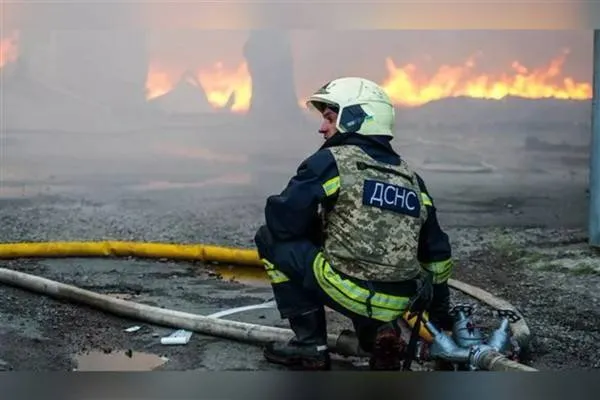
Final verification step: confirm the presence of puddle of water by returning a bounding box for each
[74,350,168,371]
[213,265,269,286]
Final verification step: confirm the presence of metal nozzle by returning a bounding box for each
[486,319,511,353]
[425,321,471,364]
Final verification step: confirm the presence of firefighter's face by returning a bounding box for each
[318,108,338,140]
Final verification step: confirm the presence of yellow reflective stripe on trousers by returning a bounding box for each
[420,259,453,284]
[312,252,411,322]
[322,176,340,197]
[421,192,433,206]
[261,258,290,284]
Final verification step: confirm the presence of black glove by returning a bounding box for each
[407,274,434,314]
[428,283,454,331]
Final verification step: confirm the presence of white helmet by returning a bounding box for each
[306,77,395,137]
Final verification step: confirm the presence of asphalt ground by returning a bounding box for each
[0,130,598,371]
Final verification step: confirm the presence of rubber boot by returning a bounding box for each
[369,322,406,371]
[263,309,331,370]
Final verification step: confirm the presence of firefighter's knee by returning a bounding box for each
[271,282,321,319]
[261,257,291,285]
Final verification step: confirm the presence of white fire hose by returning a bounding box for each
[0,267,536,371]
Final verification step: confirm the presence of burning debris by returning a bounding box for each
[143,47,594,115]
[146,62,250,113]
[0,28,595,133]
[381,49,592,107]
[148,70,216,115]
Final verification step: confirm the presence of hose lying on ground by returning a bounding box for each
[0,240,532,351]
[0,241,260,266]
[0,267,362,357]
[0,267,536,371]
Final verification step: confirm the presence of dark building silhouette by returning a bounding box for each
[243,30,304,122]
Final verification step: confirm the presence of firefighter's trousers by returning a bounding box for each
[254,225,422,352]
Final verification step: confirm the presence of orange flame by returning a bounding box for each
[0,31,19,68]
[149,49,592,113]
[145,61,252,112]
[381,49,592,107]
[196,61,252,112]
[145,64,181,100]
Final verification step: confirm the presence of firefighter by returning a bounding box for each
[254,77,454,371]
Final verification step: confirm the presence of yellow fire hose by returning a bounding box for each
[0,241,260,266]
[0,240,535,371]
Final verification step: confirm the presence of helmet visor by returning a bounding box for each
[306,97,339,114]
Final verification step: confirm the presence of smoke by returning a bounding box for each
[0,2,594,203]
[15,1,142,30]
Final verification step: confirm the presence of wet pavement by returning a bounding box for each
[0,131,597,371]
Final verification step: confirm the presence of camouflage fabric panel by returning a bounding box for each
[323,145,428,281]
